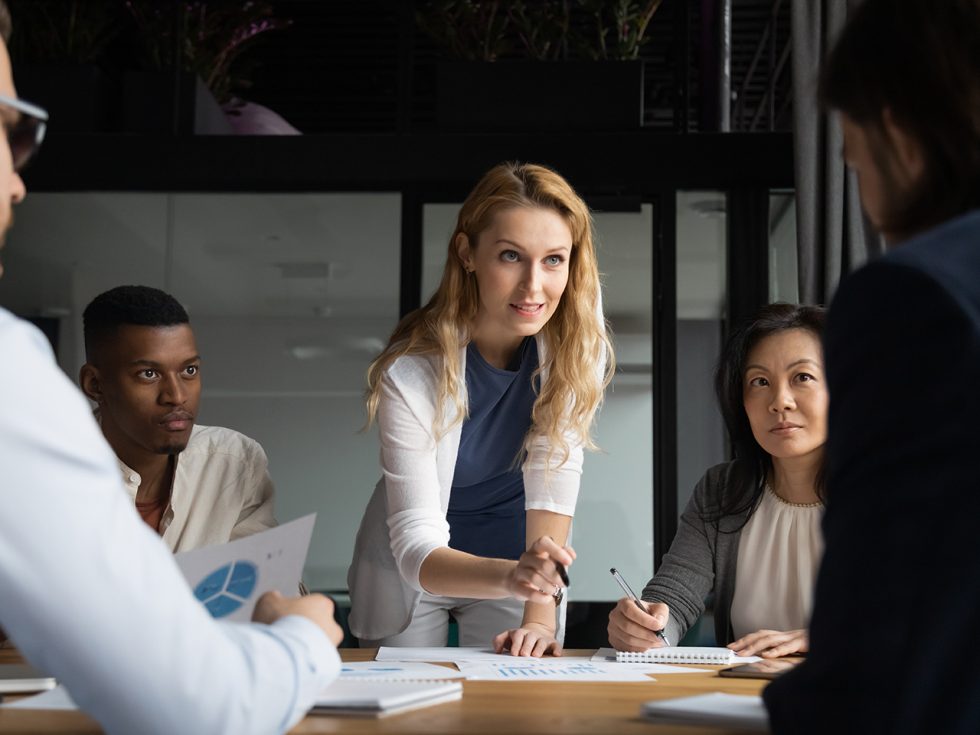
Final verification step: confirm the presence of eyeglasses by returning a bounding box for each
[0,94,48,172]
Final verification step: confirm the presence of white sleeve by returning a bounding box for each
[376,370,451,592]
[523,429,583,517]
[0,314,340,735]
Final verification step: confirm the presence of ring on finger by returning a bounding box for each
[552,585,564,606]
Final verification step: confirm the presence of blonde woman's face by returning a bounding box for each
[459,206,572,350]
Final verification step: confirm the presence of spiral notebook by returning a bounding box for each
[616,646,760,665]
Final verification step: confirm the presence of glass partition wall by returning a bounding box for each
[675,191,728,515]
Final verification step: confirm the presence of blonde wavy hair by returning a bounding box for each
[366,162,615,464]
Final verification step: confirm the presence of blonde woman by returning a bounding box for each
[348,162,613,657]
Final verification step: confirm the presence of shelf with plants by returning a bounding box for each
[416,0,663,131]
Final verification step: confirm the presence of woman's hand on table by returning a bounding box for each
[493,622,561,657]
[728,628,808,658]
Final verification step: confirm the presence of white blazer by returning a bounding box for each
[347,334,588,640]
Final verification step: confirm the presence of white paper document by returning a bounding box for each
[591,647,711,673]
[0,664,57,694]
[312,680,463,717]
[340,662,466,681]
[376,646,506,663]
[175,514,315,622]
[454,660,655,682]
[641,693,768,731]
[3,686,78,711]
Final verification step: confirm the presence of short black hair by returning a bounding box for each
[83,285,190,362]
[820,0,980,237]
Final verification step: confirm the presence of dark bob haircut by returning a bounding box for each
[820,0,980,238]
[705,302,827,530]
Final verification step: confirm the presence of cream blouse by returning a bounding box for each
[729,486,824,639]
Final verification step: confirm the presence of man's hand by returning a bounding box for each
[252,590,344,646]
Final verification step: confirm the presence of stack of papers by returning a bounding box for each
[0,664,56,695]
[641,693,769,731]
[312,680,462,717]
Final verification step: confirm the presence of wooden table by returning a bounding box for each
[0,648,772,734]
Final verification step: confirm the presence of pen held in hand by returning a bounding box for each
[552,562,570,606]
[556,562,570,587]
[609,567,671,647]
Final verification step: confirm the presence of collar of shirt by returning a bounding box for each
[115,454,178,534]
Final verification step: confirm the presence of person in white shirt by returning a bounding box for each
[0,6,342,732]
[348,162,614,656]
[79,285,276,551]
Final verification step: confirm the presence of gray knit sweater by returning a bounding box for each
[641,461,757,646]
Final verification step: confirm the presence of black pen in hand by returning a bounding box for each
[609,567,671,646]
[552,562,570,606]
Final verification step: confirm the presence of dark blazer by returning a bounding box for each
[764,209,980,734]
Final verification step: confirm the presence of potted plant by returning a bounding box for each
[419,0,662,131]
[121,0,291,134]
[576,0,663,61]
[7,0,121,132]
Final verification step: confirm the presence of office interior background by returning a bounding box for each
[1,0,801,644]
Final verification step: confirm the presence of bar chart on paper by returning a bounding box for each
[454,660,654,682]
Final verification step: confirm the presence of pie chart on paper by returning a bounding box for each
[193,561,259,618]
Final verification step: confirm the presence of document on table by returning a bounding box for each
[0,664,56,694]
[175,514,315,622]
[2,686,77,711]
[377,646,625,665]
[340,662,466,681]
[377,647,675,678]
[312,680,463,717]
[641,693,768,731]
[376,647,507,663]
[591,647,711,673]
[454,660,655,682]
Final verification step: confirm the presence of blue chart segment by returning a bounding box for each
[193,561,258,618]
[494,663,607,679]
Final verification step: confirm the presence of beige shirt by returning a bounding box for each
[729,486,824,639]
[116,424,277,552]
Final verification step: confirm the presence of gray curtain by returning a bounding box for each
[791,0,883,305]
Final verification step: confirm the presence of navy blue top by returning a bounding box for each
[447,337,538,561]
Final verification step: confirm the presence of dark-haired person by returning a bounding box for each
[0,5,342,733]
[79,285,276,551]
[763,1,980,732]
[608,304,828,657]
